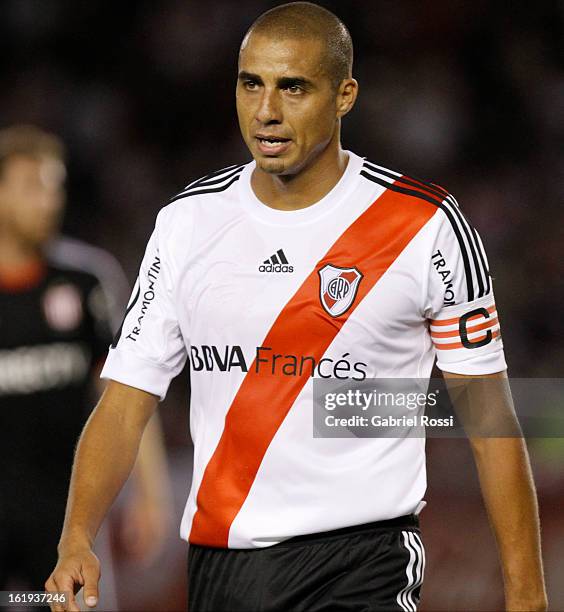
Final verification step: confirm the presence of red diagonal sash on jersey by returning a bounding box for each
[189,185,437,547]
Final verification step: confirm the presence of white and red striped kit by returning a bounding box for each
[101,151,506,549]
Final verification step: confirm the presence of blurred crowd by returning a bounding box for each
[1,1,562,610]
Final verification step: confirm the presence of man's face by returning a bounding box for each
[0,155,65,247]
[237,33,340,176]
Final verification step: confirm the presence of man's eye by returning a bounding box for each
[244,80,258,90]
[285,85,303,94]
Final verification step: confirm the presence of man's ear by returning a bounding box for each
[336,78,358,118]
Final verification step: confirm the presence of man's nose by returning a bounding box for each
[256,88,282,124]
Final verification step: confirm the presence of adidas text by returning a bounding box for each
[259,263,294,273]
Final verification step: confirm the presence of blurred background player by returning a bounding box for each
[0,124,173,608]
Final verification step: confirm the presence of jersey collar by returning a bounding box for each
[238,150,364,226]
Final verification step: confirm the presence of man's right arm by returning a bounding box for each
[46,380,159,612]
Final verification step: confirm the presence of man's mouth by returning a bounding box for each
[255,136,292,155]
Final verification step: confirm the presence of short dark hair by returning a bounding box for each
[0,124,65,177]
[242,2,353,89]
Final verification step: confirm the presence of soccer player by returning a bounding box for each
[47,3,547,611]
[0,125,172,607]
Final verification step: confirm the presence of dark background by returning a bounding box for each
[1,1,563,610]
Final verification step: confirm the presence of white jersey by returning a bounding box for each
[101,151,506,549]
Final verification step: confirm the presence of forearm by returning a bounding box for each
[59,382,158,551]
[470,436,547,609]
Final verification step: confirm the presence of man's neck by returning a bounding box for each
[0,230,42,271]
[250,144,349,211]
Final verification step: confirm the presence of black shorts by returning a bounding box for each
[188,514,425,612]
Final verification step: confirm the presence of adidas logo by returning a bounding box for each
[259,249,294,273]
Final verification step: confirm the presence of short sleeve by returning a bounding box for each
[100,210,188,400]
[423,202,507,375]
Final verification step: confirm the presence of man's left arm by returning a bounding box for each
[92,363,174,564]
[443,370,548,612]
[85,243,175,564]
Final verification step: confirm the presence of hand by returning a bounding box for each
[45,547,100,612]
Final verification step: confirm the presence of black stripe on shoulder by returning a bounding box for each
[427,188,489,297]
[185,164,245,191]
[171,164,245,202]
[362,161,491,299]
[363,160,447,202]
[169,174,242,203]
[189,165,244,189]
[111,281,140,348]
[442,191,489,296]
[184,163,241,189]
[470,224,491,295]
[440,199,487,298]
[360,167,476,302]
